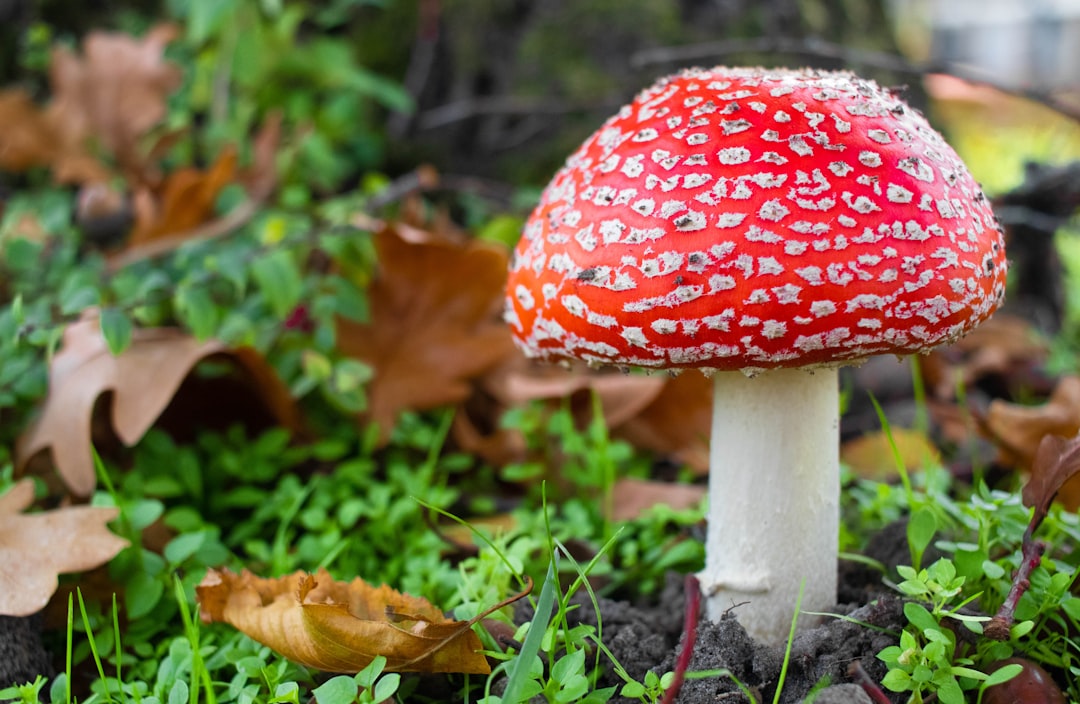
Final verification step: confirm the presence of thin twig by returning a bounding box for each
[105,197,259,272]
[985,537,1046,640]
[417,96,617,131]
[388,0,441,138]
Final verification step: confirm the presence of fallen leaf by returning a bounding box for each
[197,568,490,674]
[0,90,62,172]
[610,478,704,522]
[47,24,181,180]
[454,356,667,466]
[129,147,238,244]
[841,428,941,481]
[491,359,664,425]
[985,375,1080,468]
[16,314,297,496]
[1023,434,1080,526]
[0,88,108,183]
[338,226,515,442]
[614,371,713,475]
[0,480,128,616]
[924,314,1049,400]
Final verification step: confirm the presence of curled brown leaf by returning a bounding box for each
[197,568,490,674]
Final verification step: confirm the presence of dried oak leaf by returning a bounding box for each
[47,24,181,179]
[986,375,1080,468]
[338,226,515,442]
[986,376,1080,510]
[16,316,296,496]
[454,356,666,467]
[924,313,1048,400]
[197,568,489,674]
[0,480,127,616]
[129,147,238,244]
[614,371,713,475]
[0,88,108,183]
[610,478,705,522]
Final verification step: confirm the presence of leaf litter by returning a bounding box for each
[15,313,297,496]
[0,480,127,617]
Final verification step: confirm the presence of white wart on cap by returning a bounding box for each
[505,67,1008,373]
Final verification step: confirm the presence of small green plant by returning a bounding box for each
[877,559,1025,704]
[311,657,401,704]
[617,671,674,703]
[0,677,49,704]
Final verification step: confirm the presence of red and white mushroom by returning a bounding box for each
[504,67,1007,642]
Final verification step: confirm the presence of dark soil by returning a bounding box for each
[554,520,921,704]
[0,614,53,690]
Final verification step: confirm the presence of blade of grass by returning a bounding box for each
[869,393,914,509]
[65,593,73,704]
[500,559,557,704]
[772,579,804,704]
[174,575,216,704]
[112,593,130,704]
[76,588,115,704]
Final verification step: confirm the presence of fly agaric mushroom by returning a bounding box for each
[504,67,1007,642]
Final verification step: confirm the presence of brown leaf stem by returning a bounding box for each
[395,575,533,670]
[985,538,1046,641]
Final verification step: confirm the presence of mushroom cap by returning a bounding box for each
[505,67,1007,373]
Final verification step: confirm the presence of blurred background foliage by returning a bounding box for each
[0,0,923,191]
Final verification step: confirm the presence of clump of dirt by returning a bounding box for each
[557,576,904,704]
[555,521,919,703]
[0,614,53,689]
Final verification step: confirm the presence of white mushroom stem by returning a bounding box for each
[699,367,839,643]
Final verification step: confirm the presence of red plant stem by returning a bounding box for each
[848,661,893,704]
[985,537,1046,640]
[660,574,701,704]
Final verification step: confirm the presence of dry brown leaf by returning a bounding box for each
[197,568,490,674]
[338,226,515,442]
[129,147,238,244]
[986,376,1080,509]
[610,478,705,522]
[0,480,128,616]
[925,314,1049,400]
[986,375,1080,469]
[1024,434,1080,522]
[0,90,63,172]
[615,372,713,475]
[0,88,108,183]
[488,359,665,426]
[47,24,181,179]
[841,428,941,481]
[0,25,180,185]
[16,315,297,496]
[453,355,667,466]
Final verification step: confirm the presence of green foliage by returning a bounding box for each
[312,658,400,704]
[847,471,1080,701]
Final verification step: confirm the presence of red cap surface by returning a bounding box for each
[505,67,1007,373]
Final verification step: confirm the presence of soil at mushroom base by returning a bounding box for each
[532,522,911,704]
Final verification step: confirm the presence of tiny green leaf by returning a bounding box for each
[252,249,304,319]
[313,676,358,704]
[982,663,1023,687]
[99,308,133,355]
